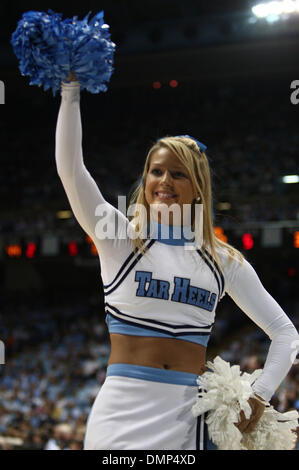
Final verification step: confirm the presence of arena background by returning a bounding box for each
[0,0,298,450]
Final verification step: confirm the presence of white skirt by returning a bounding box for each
[84,363,216,450]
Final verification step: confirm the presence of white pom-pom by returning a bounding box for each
[242,408,298,450]
[192,356,298,450]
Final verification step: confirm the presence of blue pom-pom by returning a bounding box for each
[65,11,115,94]
[10,10,115,95]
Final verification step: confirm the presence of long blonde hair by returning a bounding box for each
[128,136,244,271]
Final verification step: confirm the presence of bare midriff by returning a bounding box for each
[108,334,207,375]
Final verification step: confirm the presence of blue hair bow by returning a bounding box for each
[175,135,207,152]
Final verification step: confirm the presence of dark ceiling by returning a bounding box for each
[1,1,256,45]
[3,1,252,30]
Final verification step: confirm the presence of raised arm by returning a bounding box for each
[55,80,127,246]
[225,257,299,402]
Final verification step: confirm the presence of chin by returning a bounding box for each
[153,197,179,205]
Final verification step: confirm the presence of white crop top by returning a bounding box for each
[55,81,299,402]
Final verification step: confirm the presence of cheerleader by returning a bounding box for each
[54,74,298,450]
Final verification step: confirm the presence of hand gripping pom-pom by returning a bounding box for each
[11,9,115,95]
[192,356,299,450]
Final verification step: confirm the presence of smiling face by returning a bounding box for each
[144,147,197,223]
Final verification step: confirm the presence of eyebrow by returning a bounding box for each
[150,162,187,171]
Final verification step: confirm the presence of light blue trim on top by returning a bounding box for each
[105,313,210,347]
[150,221,195,246]
[106,363,198,386]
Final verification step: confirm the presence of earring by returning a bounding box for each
[196,196,201,203]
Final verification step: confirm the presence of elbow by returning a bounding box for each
[55,149,73,181]
[285,325,299,366]
[56,167,72,185]
[273,322,298,337]
[55,144,65,178]
[56,163,66,180]
[55,159,63,179]
[56,162,67,181]
[288,324,299,345]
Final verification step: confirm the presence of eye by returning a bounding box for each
[172,171,187,178]
[151,168,162,176]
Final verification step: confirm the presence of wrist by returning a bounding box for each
[252,381,272,403]
[61,82,80,103]
[252,392,268,406]
[62,80,80,88]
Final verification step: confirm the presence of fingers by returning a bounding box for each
[234,397,265,434]
[66,71,78,82]
[235,416,255,433]
[235,410,252,433]
[244,419,259,434]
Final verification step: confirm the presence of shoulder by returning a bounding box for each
[214,244,248,286]
[215,245,265,298]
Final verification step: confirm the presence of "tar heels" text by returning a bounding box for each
[135,271,217,311]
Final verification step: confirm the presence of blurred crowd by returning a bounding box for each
[0,291,108,450]
[0,287,298,450]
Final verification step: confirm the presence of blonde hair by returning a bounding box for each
[128,136,244,271]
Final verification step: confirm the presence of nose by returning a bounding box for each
[160,170,173,185]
